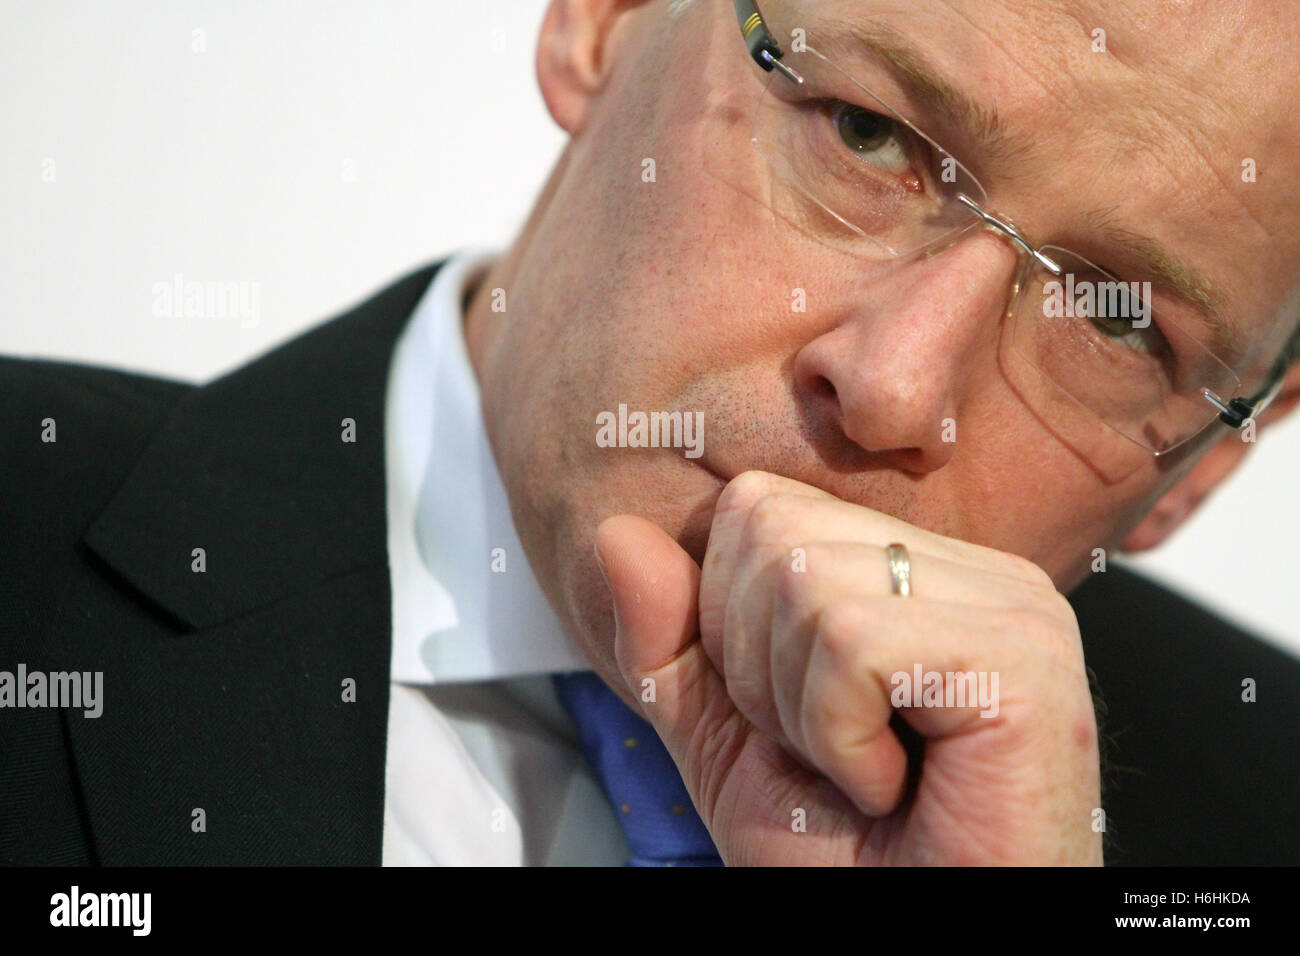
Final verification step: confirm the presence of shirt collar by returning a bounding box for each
[385,249,590,683]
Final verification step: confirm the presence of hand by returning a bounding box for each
[597,470,1103,865]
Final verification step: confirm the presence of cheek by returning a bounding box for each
[967,434,1170,582]
[932,392,1163,583]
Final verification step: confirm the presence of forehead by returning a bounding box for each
[773,0,1300,365]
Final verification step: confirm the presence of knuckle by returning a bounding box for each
[775,558,807,608]
[743,493,795,547]
[999,603,1086,673]
[796,540,842,579]
[773,542,858,622]
[799,699,837,771]
[1002,551,1056,590]
[1000,603,1060,640]
[796,654,863,772]
[814,600,868,667]
[723,667,768,722]
[717,470,774,516]
[1039,587,1082,636]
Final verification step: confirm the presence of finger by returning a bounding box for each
[721,539,1052,739]
[596,514,751,834]
[773,596,1083,817]
[699,472,835,673]
[800,615,910,818]
[704,478,1051,643]
[698,473,1056,691]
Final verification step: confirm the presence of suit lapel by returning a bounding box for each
[63,261,444,863]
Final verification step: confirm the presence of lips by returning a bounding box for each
[694,458,728,486]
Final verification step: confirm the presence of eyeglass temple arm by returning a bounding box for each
[954,190,1282,433]
[1203,353,1288,428]
[733,0,803,84]
[733,5,1281,436]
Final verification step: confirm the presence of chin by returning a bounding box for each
[525,449,734,657]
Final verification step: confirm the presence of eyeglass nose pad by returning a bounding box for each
[956,193,1023,244]
[956,193,1063,276]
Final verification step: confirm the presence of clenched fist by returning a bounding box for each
[596,470,1103,865]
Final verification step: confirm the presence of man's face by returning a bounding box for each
[468,0,1300,659]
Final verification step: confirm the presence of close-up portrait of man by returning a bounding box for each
[2,0,1299,881]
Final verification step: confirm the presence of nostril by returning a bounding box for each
[815,375,837,401]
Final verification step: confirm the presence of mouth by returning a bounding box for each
[688,456,729,491]
[679,457,730,563]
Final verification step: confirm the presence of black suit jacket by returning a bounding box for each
[2,261,1297,865]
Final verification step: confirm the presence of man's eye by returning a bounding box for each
[1088,311,1168,358]
[1093,312,1143,341]
[1074,280,1169,357]
[832,103,911,175]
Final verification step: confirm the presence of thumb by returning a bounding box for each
[596,514,745,826]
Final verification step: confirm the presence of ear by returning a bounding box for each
[536,0,653,135]
[1121,358,1300,552]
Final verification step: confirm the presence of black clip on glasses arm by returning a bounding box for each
[733,0,804,84]
[1203,353,1288,429]
[734,0,1286,436]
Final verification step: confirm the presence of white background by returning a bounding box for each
[3,1,1296,655]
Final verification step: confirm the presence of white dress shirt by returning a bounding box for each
[380,249,627,865]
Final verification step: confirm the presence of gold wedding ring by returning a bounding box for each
[886,543,912,597]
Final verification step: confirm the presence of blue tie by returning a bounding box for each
[553,671,724,867]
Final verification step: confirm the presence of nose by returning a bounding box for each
[793,230,1020,474]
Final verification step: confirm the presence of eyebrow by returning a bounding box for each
[822,20,1022,164]
[1084,211,1241,365]
[811,18,1244,365]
